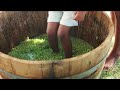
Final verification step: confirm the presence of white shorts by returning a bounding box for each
[104,11,112,19]
[47,11,78,27]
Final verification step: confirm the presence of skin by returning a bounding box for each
[74,11,87,21]
[46,11,87,58]
[104,11,120,69]
[74,11,120,69]
[0,75,3,79]
[0,73,9,79]
[46,11,120,68]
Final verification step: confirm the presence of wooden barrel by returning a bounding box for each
[0,11,114,79]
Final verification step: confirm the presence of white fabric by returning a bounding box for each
[104,11,112,19]
[47,11,78,26]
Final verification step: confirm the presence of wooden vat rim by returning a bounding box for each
[0,12,115,78]
[0,12,114,64]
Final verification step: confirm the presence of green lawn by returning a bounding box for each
[101,58,120,79]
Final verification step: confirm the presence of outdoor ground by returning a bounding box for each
[101,58,120,79]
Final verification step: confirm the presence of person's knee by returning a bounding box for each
[46,28,57,37]
[57,25,70,40]
[57,29,67,40]
[46,22,59,36]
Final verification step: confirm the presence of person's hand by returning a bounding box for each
[74,11,87,22]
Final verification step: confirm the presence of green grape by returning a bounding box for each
[8,34,94,61]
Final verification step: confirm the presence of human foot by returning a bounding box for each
[104,53,119,70]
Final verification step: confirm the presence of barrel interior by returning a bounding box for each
[0,11,111,54]
[0,11,114,79]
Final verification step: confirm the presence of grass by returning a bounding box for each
[100,36,120,79]
[8,34,94,61]
[100,58,120,79]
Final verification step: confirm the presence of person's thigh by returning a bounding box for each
[60,11,78,26]
[47,11,63,23]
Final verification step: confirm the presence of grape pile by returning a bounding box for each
[8,34,94,61]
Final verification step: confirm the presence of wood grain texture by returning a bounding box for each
[0,11,114,79]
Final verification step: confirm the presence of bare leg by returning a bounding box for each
[46,22,59,53]
[57,25,72,58]
[104,11,120,69]
[0,75,3,79]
